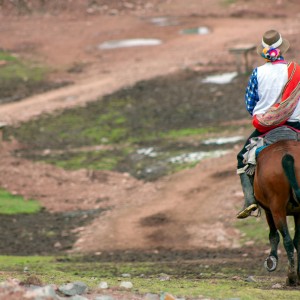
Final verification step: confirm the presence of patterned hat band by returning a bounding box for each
[262,34,282,49]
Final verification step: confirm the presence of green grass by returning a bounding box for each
[0,51,47,82]
[222,0,237,5]
[235,217,269,246]
[0,255,299,299]
[0,189,41,214]
[162,127,217,139]
[0,51,18,62]
[235,215,295,246]
[43,149,126,171]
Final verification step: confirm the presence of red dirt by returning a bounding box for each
[0,0,300,253]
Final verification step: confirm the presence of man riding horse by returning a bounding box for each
[237,29,300,219]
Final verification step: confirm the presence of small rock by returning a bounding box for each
[24,285,59,299]
[232,276,241,281]
[245,276,256,282]
[159,273,170,281]
[54,241,62,248]
[272,283,283,289]
[119,281,133,289]
[245,240,255,246]
[70,295,89,300]
[121,273,131,278]
[98,281,109,289]
[109,9,119,15]
[144,293,160,300]
[58,281,88,296]
[94,296,115,300]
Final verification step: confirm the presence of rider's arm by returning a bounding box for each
[245,68,259,116]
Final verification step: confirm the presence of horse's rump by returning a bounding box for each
[255,140,300,211]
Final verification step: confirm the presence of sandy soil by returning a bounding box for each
[0,0,300,253]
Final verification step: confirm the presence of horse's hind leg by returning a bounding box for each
[293,214,300,284]
[264,211,280,272]
[273,211,297,286]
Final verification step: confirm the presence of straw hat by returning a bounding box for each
[256,29,290,55]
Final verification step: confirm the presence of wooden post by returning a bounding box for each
[229,44,256,74]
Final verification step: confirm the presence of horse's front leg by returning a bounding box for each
[273,212,297,286]
[293,214,300,284]
[264,211,280,272]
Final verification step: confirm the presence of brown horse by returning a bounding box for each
[254,139,300,285]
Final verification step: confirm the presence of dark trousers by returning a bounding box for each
[236,121,300,169]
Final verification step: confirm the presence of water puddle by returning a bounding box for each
[202,72,238,84]
[150,17,180,27]
[98,39,162,50]
[180,27,210,35]
[168,150,230,164]
[136,147,158,157]
[203,136,245,145]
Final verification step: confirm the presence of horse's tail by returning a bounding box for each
[282,153,300,204]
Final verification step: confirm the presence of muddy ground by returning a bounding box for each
[0,1,300,283]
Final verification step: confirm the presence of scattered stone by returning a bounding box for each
[54,241,62,248]
[94,296,115,300]
[245,240,255,246]
[245,276,256,283]
[158,273,170,281]
[272,283,283,289]
[69,295,89,300]
[109,9,119,15]
[119,281,133,289]
[121,273,131,278]
[24,285,59,299]
[231,276,241,281]
[98,281,109,289]
[58,281,88,296]
[144,293,160,300]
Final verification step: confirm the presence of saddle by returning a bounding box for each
[263,125,300,145]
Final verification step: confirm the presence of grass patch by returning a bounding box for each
[0,255,300,299]
[41,149,128,171]
[0,189,41,214]
[162,127,217,139]
[5,69,249,180]
[235,215,295,246]
[0,51,47,83]
[0,50,69,105]
[235,217,269,246]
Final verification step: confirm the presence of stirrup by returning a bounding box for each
[236,204,258,219]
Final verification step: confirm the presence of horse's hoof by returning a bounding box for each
[264,256,277,272]
[286,273,298,286]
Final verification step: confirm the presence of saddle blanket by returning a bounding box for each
[242,125,300,175]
